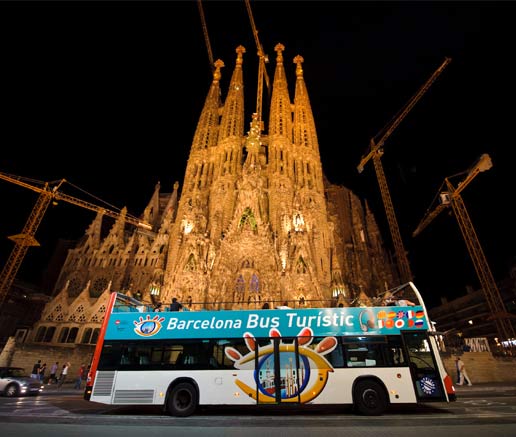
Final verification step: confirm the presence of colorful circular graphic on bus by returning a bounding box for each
[133,315,165,337]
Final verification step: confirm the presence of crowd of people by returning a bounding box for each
[31,360,88,389]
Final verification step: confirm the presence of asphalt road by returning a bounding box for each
[0,382,516,436]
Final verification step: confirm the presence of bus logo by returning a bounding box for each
[419,376,437,395]
[225,327,337,404]
[133,315,165,337]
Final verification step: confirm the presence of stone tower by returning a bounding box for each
[27,44,399,349]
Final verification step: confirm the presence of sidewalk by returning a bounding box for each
[42,380,84,395]
[453,381,516,396]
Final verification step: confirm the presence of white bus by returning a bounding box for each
[84,282,455,416]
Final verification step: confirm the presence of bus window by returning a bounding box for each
[343,336,387,367]
[386,336,406,365]
[312,337,344,368]
[221,338,249,369]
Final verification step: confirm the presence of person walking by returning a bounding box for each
[57,362,70,388]
[48,362,59,384]
[456,356,473,386]
[31,360,41,379]
[74,364,85,389]
[38,362,47,383]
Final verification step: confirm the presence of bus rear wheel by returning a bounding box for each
[353,380,387,415]
[166,382,198,417]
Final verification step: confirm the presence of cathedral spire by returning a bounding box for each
[183,59,225,198]
[293,54,323,193]
[191,59,224,151]
[218,46,246,141]
[268,43,292,140]
[84,211,103,248]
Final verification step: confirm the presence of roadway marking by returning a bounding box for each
[463,400,507,406]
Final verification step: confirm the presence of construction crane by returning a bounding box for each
[197,0,215,74]
[245,0,270,128]
[197,1,270,127]
[412,153,516,347]
[357,57,451,284]
[0,171,152,309]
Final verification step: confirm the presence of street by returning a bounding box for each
[0,383,515,436]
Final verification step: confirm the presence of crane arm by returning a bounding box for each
[0,170,151,230]
[197,0,215,73]
[245,0,270,88]
[53,191,151,230]
[412,201,449,238]
[0,172,64,196]
[357,57,452,173]
[412,154,493,237]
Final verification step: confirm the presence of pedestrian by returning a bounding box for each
[456,356,473,386]
[261,302,270,309]
[31,359,41,379]
[57,362,70,388]
[455,356,461,384]
[49,361,59,385]
[75,364,85,389]
[153,302,163,312]
[170,297,183,311]
[38,362,47,383]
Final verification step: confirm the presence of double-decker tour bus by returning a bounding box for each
[84,282,455,416]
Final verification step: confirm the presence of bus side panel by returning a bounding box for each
[312,368,417,405]
[90,370,260,406]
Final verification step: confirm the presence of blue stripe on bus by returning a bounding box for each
[105,306,428,340]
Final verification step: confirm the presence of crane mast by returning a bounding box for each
[245,0,270,128]
[0,171,152,309]
[357,57,451,284]
[413,154,516,347]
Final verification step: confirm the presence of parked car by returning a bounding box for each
[0,367,43,397]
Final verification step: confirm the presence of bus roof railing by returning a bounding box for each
[112,282,422,312]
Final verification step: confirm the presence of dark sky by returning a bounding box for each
[0,1,514,309]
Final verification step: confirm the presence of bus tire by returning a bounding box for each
[353,379,388,415]
[166,382,198,417]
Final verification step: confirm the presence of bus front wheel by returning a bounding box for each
[166,382,198,417]
[353,380,388,415]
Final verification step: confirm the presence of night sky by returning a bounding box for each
[1,1,514,309]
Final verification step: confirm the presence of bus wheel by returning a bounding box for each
[353,380,387,415]
[166,383,198,417]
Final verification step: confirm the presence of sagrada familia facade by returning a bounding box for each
[23,44,400,348]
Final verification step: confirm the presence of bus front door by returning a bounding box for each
[402,331,447,401]
[255,337,302,404]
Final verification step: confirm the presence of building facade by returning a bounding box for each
[3,44,401,369]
